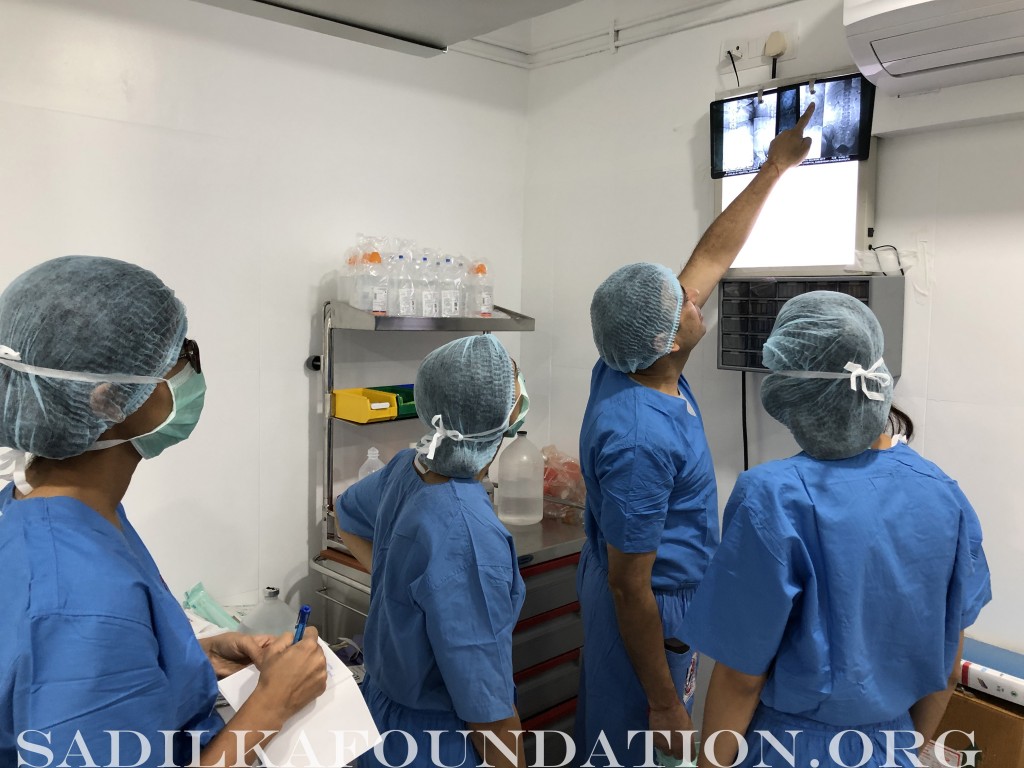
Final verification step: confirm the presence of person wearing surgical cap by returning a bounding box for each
[575,108,817,768]
[680,292,991,768]
[336,334,528,768]
[0,256,327,768]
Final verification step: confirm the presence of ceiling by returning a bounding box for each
[191,0,584,56]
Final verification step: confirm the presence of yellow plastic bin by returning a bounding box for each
[331,388,398,424]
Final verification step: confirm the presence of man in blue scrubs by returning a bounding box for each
[679,292,991,767]
[575,106,815,767]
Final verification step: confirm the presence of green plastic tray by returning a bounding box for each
[368,385,417,420]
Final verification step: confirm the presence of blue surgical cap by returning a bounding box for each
[415,335,515,479]
[0,256,187,459]
[760,291,893,460]
[591,263,683,373]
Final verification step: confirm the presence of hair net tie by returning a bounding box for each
[773,357,892,402]
[0,347,170,385]
[420,414,466,460]
[417,413,510,461]
[0,448,32,497]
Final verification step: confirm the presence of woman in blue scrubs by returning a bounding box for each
[0,256,327,768]
[336,334,528,768]
[681,291,992,768]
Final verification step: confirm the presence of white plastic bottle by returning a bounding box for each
[467,260,495,318]
[355,251,388,314]
[387,253,417,317]
[495,431,544,526]
[454,255,471,317]
[238,587,297,635]
[417,254,440,318]
[439,256,463,318]
[359,447,386,479]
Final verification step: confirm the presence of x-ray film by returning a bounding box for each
[713,92,778,177]
[711,73,875,178]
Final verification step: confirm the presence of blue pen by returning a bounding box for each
[293,604,311,644]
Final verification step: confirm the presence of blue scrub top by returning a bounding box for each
[337,449,525,724]
[579,360,720,593]
[0,484,222,767]
[681,443,992,727]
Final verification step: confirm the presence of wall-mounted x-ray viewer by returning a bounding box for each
[710,71,878,273]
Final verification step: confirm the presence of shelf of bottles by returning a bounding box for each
[328,301,535,332]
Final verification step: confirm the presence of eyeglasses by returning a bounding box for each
[178,338,202,374]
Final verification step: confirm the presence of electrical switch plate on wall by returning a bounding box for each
[718,24,800,76]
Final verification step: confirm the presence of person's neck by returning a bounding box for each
[19,445,142,529]
[413,453,453,485]
[628,352,689,396]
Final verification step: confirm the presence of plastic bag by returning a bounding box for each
[542,445,586,524]
[183,582,240,631]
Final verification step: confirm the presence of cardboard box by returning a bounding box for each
[934,688,1024,768]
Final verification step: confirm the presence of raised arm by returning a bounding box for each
[680,103,815,308]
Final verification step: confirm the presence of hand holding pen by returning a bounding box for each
[250,610,327,721]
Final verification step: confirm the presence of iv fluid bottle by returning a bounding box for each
[467,261,494,317]
[355,251,388,314]
[238,587,297,635]
[495,431,543,526]
[387,253,417,317]
[359,447,386,479]
[417,254,440,318]
[439,256,463,318]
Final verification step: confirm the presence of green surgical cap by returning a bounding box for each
[761,291,892,460]
[591,263,683,373]
[0,256,187,458]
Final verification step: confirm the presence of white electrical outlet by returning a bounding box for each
[720,39,746,63]
[719,24,800,77]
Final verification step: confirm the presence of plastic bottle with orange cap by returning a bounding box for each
[466,258,494,318]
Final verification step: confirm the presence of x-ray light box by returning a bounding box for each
[711,72,878,274]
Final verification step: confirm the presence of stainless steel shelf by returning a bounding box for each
[329,301,535,332]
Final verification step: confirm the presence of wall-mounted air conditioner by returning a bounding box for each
[845,0,1024,95]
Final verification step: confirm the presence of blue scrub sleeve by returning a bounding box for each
[337,463,390,539]
[594,441,674,553]
[418,565,518,724]
[20,614,182,766]
[679,502,801,676]
[957,495,992,628]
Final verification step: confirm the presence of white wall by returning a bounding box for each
[0,0,529,618]
[521,0,1024,651]
[4,0,1021,652]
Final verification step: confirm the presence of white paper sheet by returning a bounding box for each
[218,638,381,767]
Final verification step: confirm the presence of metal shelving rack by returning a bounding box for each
[308,301,535,551]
